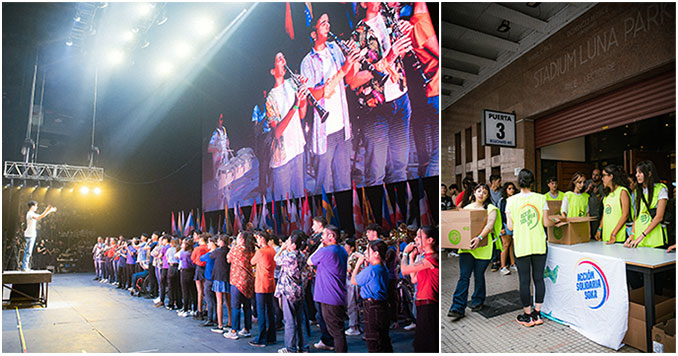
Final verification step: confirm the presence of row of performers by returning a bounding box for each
[209,3,439,199]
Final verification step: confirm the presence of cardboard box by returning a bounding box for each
[547,216,596,245]
[623,288,676,352]
[547,200,562,215]
[440,209,489,249]
[653,318,676,353]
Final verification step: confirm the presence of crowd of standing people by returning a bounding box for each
[92,217,439,353]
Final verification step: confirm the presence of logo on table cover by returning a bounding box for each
[519,204,540,230]
[448,230,461,245]
[575,258,609,309]
[544,265,559,283]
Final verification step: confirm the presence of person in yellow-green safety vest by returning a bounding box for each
[506,169,560,327]
[544,176,564,201]
[595,165,631,245]
[447,183,503,321]
[561,172,590,218]
[625,160,669,248]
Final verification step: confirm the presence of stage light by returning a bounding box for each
[122,30,135,42]
[137,3,154,17]
[74,16,82,23]
[93,187,102,195]
[174,42,192,59]
[193,17,214,36]
[80,186,90,195]
[140,40,151,49]
[66,40,74,47]
[107,49,125,66]
[156,61,174,77]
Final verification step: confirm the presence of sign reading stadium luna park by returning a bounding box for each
[481,109,517,148]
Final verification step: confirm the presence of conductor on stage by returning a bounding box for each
[22,200,56,271]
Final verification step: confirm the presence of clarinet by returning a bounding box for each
[284,64,330,122]
[381,3,432,89]
[328,31,388,85]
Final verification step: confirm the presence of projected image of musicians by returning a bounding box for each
[353,2,413,186]
[208,113,231,179]
[300,13,360,195]
[265,52,307,199]
[22,200,56,271]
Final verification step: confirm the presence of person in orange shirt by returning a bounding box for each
[405,2,439,178]
[249,230,278,347]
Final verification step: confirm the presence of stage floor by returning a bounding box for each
[2,273,416,353]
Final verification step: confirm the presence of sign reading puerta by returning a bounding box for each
[542,246,628,350]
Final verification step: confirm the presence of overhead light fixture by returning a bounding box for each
[157,16,168,25]
[80,186,90,195]
[526,3,541,8]
[497,20,511,33]
[93,187,102,195]
[66,39,74,47]
[74,16,82,22]
[140,40,151,49]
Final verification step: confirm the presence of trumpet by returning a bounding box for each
[284,64,330,122]
[381,3,432,89]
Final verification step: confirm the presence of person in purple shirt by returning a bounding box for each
[308,225,348,353]
[125,239,137,291]
[177,238,196,317]
[154,235,171,308]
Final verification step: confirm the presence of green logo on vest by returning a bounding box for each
[639,214,651,224]
[448,230,461,245]
[553,226,563,240]
[520,205,539,230]
[604,205,612,215]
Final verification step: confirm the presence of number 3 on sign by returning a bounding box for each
[482,109,516,148]
[496,122,505,139]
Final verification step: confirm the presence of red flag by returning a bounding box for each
[302,190,312,234]
[224,200,231,235]
[352,181,364,235]
[171,211,177,235]
[249,199,258,226]
[200,211,206,232]
[285,2,295,40]
[233,202,241,236]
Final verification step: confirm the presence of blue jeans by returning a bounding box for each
[346,277,361,329]
[273,154,304,199]
[204,280,216,323]
[363,92,411,186]
[22,235,37,269]
[282,295,309,352]
[230,285,252,331]
[450,253,491,314]
[314,130,351,194]
[254,293,276,344]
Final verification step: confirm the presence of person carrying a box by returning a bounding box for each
[594,165,631,245]
[506,169,559,327]
[561,172,590,218]
[447,183,503,320]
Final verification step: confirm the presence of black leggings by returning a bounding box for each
[160,268,169,305]
[168,265,182,308]
[180,268,196,312]
[514,253,547,308]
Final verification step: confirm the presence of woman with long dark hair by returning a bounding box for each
[499,182,517,275]
[594,165,630,245]
[506,169,558,327]
[447,183,502,320]
[625,160,668,248]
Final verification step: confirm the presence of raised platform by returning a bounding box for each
[2,270,51,308]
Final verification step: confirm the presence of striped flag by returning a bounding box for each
[321,186,334,225]
[394,187,404,225]
[331,193,341,229]
[171,212,177,235]
[288,193,299,233]
[381,183,394,231]
[249,198,258,226]
[406,181,414,224]
[302,191,312,234]
[362,187,375,225]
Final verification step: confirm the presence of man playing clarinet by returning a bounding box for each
[300,13,360,195]
[265,52,308,199]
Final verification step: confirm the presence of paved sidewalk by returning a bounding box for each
[440,252,640,353]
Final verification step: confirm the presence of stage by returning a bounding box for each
[2,273,416,353]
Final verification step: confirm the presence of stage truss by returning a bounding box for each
[3,161,103,183]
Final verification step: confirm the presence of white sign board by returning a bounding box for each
[482,110,516,147]
[542,244,629,350]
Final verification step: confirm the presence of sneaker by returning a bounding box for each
[531,310,543,325]
[278,348,293,353]
[344,327,361,336]
[249,341,266,347]
[165,305,173,310]
[510,264,518,272]
[313,340,334,351]
[490,261,500,272]
[153,297,161,304]
[200,321,216,327]
[179,311,189,317]
[447,309,464,321]
[153,302,164,308]
[223,330,239,340]
[516,313,534,327]
[93,277,99,281]
[470,304,484,312]
[237,329,251,337]
[447,250,459,257]
[211,326,225,334]
[403,323,416,331]
[127,287,134,292]
[499,266,511,275]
